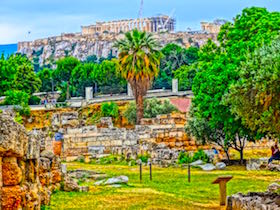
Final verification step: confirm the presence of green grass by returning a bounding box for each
[46,163,279,210]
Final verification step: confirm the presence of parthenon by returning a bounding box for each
[81,15,175,35]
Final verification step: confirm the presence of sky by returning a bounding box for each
[0,0,279,44]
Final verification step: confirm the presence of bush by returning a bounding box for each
[100,102,119,119]
[178,150,209,164]
[137,153,150,163]
[124,98,177,124]
[28,95,41,105]
[192,149,209,163]
[4,90,30,106]
[178,151,192,164]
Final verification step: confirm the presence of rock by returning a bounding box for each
[267,183,280,192]
[200,163,216,171]
[268,164,280,172]
[1,186,22,209]
[190,160,204,166]
[104,176,129,185]
[61,163,67,174]
[63,176,79,192]
[26,130,41,159]
[94,179,106,186]
[215,162,226,170]
[2,157,22,186]
[41,150,55,159]
[0,113,28,157]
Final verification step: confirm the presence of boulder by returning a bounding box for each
[200,163,216,171]
[215,162,226,170]
[0,113,28,157]
[41,150,55,159]
[94,179,106,186]
[63,176,79,192]
[190,160,204,166]
[267,183,280,193]
[104,176,129,185]
[2,157,22,186]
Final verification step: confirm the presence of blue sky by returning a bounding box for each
[0,0,279,44]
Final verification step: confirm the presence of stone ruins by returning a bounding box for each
[0,112,82,209]
[45,110,209,166]
[82,15,175,35]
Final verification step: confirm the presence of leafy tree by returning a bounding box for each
[188,7,280,161]
[13,63,41,94]
[153,44,198,89]
[53,57,80,99]
[173,64,197,91]
[37,68,54,92]
[0,54,39,96]
[115,30,161,124]
[227,37,280,138]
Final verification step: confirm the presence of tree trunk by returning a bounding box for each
[225,149,230,162]
[136,94,144,125]
[66,82,70,100]
[239,148,244,164]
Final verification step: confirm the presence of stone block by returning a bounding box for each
[51,170,62,184]
[2,157,22,186]
[1,186,22,209]
[0,114,28,157]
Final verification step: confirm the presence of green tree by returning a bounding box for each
[0,54,36,96]
[173,64,197,91]
[13,63,41,94]
[227,37,280,138]
[153,44,198,89]
[53,56,80,100]
[189,7,280,161]
[37,68,54,92]
[115,30,161,124]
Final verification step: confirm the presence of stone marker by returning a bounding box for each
[212,175,233,206]
[172,79,178,93]
[85,87,93,100]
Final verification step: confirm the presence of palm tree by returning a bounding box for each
[115,30,161,124]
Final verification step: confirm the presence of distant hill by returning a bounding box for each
[0,44,17,57]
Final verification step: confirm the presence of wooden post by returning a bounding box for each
[139,161,142,182]
[212,175,233,206]
[149,162,152,181]
[188,164,191,183]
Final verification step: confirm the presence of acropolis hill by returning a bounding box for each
[17,15,224,66]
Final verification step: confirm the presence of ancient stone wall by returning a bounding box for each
[227,192,280,210]
[0,112,62,209]
[62,113,209,165]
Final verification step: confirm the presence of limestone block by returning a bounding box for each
[2,157,22,186]
[51,170,62,184]
[26,131,41,159]
[1,186,22,209]
[0,114,28,157]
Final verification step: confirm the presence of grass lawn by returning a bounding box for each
[46,162,279,210]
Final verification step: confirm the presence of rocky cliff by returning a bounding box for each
[18,32,217,66]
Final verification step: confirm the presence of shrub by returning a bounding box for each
[124,98,177,124]
[192,149,209,163]
[177,150,209,164]
[178,151,192,164]
[28,95,41,105]
[100,102,119,119]
[4,90,30,106]
[137,153,150,163]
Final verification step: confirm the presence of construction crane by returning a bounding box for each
[138,0,144,19]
